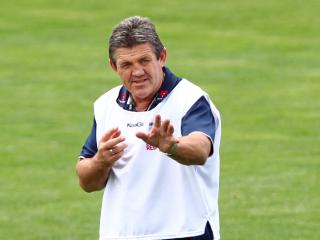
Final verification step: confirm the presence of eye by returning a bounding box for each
[120,62,130,69]
[140,58,150,65]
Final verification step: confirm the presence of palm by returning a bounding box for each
[136,115,177,152]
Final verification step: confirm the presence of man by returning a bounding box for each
[76,16,221,240]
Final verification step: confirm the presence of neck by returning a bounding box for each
[133,96,154,112]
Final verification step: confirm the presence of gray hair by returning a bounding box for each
[108,16,164,65]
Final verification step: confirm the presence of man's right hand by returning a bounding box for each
[93,127,127,167]
[76,127,127,192]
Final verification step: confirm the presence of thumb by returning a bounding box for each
[136,132,148,142]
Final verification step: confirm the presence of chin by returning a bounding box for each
[134,91,151,101]
[133,88,148,97]
[135,94,149,100]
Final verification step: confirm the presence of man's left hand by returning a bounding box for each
[136,114,178,154]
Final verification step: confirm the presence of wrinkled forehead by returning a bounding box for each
[114,43,157,63]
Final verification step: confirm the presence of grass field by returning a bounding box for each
[1,0,319,239]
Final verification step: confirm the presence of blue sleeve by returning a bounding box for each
[181,96,215,155]
[79,118,98,158]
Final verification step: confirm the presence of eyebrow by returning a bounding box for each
[118,60,131,65]
[118,55,151,65]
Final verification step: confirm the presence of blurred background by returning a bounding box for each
[0,0,319,239]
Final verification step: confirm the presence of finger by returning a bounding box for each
[161,119,170,134]
[154,115,161,128]
[100,127,119,143]
[100,135,125,150]
[167,124,174,135]
[111,129,121,139]
[107,136,126,149]
[110,142,128,155]
[136,132,149,142]
[99,141,126,162]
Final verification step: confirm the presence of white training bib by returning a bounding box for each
[94,79,221,240]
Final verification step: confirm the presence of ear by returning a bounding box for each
[159,48,167,66]
[109,58,117,72]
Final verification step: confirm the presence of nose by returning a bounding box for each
[132,64,144,77]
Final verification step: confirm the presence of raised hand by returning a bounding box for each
[136,115,178,153]
[94,127,127,167]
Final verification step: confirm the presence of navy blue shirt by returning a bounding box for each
[80,67,215,158]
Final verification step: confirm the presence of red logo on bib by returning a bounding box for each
[146,144,157,150]
[159,90,168,98]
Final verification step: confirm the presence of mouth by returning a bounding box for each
[132,78,148,86]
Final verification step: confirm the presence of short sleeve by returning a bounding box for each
[79,118,98,158]
[181,96,215,155]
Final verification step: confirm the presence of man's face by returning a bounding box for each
[111,43,167,103]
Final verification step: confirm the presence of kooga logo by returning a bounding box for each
[127,122,144,127]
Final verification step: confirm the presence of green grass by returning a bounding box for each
[1,0,319,239]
